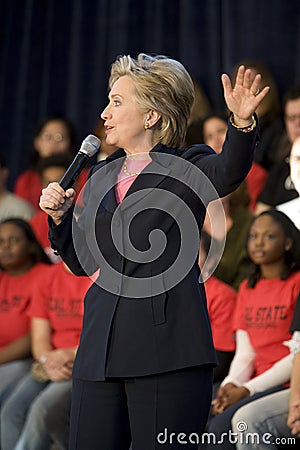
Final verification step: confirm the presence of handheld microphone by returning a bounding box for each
[59,134,101,190]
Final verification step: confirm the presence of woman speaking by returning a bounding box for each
[40,53,269,449]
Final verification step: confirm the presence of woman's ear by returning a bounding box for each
[145,110,161,129]
[285,237,293,251]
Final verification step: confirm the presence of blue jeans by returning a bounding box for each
[1,372,72,450]
[0,359,31,448]
[203,386,285,449]
[232,389,299,449]
[0,359,31,408]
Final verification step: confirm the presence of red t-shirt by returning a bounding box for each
[27,262,92,349]
[30,210,50,249]
[234,271,300,377]
[0,263,50,349]
[205,276,236,351]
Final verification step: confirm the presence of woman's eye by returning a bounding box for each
[266,234,275,240]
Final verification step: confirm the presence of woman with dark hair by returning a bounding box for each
[205,210,300,449]
[0,218,51,444]
[14,114,80,211]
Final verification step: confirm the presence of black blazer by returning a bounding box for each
[49,121,258,381]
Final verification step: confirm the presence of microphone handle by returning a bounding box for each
[59,152,89,190]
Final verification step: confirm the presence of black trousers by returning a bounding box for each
[69,365,213,450]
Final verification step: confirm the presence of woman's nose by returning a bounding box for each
[101,106,111,120]
[254,236,264,247]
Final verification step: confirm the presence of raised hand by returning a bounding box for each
[221,65,270,127]
[39,182,76,225]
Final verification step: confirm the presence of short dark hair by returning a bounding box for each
[283,86,300,110]
[37,153,73,177]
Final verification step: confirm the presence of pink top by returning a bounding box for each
[115,158,151,203]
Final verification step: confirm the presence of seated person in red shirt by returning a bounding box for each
[1,260,93,450]
[205,210,300,449]
[0,218,51,430]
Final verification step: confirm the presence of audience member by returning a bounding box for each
[0,218,52,444]
[204,210,300,449]
[277,136,300,229]
[231,293,300,449]
[255,86,300,214]
[14,114,81,211]
[0,155,34,221]
[1,261,92,450]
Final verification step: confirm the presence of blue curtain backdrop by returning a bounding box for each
[0,0,300,188]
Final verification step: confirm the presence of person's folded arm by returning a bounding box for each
[243,353,293,395]
[221,329,256,387]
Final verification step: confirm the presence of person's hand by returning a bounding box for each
[287,399,300,437]
[221,385,250,408]
[212,383,250,415]
[212,383,236,415]
[39,182,76,225]
[43,348,76,382]
[221,65,270,127]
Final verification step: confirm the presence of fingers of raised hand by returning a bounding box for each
[235,65,246,87]
[252,85,270,103]
[242,68,253,89]
[248,73,261,95]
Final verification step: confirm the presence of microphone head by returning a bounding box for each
[80,134,101,157]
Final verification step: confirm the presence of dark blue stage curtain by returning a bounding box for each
[0,0,300,189]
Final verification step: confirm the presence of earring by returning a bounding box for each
[145,121,150,130]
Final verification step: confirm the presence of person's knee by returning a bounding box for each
[231,408,245,431]
[26,396,48,424]
[1,396,20,426]
[231,403,258,433]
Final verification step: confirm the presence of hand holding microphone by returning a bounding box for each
[39,134,101,225]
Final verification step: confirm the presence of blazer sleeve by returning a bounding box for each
[183,116,259,200]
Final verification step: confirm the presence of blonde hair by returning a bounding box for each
[109,53,195,148]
